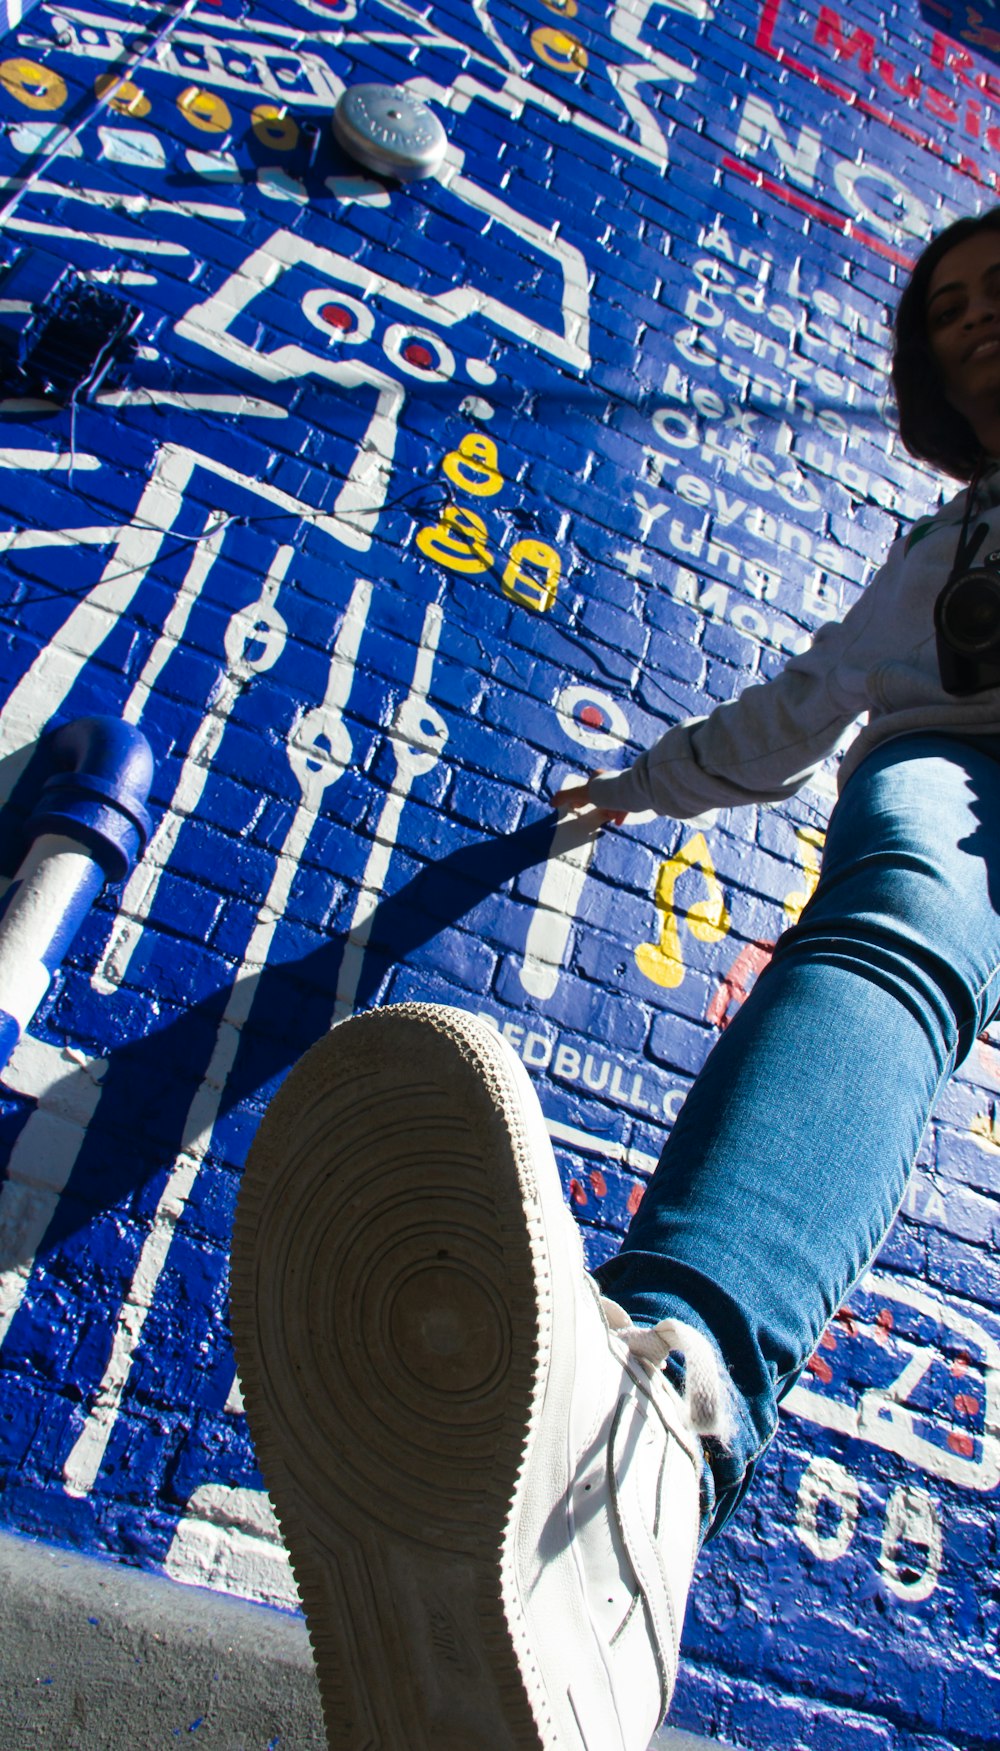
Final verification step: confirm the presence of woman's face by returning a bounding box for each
[927,230,1000,435]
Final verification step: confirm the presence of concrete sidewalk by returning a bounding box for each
[0,1526,725,1749]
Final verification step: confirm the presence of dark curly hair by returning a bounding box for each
[892,206,1000,480]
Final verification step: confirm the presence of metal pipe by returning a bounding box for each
[0,717,154,1067]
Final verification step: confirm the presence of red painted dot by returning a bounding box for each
[569,1177,588,1206]
[588,1168,607,1198]
[948,1430,975,1456]
[819,1329,837,1350]
[952,1350,971,1377]
[954,1392,979,1417]
[402,341,434,368]
[627,1183,644,1216]
[806,1353,834,1384]
[321,304,354,331]
[579,705,605,727]
[835,1308,857,1335]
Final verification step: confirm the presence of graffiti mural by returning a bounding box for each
[0,0,997,1744]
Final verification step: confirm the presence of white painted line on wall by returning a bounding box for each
[62,580,374,1499]
[93,540,291,994]
[468,0,529,74]
[0,525,123,548]
[333,600,446,1022]
[96,390,288,417]
[0,449,99,471]
[164,1482,299,1609]
[519,806,600,1000]
[1,176,243,223]
[544,1118,658,1178]
[0,446,194,805]
[85,270,157,286]
[125,511,230,719]
[0,442,371,812]
[3,217,190,254]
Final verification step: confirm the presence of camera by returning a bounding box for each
[935,561,1000,694]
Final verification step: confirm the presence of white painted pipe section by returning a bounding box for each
[0,832,105,1067]
[0,1033,106,1348]
[0,714,154,1072]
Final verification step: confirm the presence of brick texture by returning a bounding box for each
[0,0,997,1745]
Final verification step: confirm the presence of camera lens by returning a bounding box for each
[938,568,1000,654]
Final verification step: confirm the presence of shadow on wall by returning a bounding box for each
[5,805,577,1262]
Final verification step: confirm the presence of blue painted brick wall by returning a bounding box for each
[0,0,998,1745]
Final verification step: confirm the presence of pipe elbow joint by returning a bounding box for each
[27,716,155,883]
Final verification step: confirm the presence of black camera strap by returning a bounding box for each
[934,452,1000,694]
[949,454,989,583]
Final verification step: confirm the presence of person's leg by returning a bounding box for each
[594,732,1000,1537]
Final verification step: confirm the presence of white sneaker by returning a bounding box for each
[230,1003,723,1751]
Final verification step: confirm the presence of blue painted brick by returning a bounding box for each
[0,0,995,1741]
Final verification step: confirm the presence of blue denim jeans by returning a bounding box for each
[592,732,1000,1541]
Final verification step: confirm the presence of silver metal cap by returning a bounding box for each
[332,84,448,182]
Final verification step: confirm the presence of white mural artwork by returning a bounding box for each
[62,572,376,1497]
[333,599,447,1021]
[0,0,997,1736]
[93,538,291,994]
[785,1271,1000,1494]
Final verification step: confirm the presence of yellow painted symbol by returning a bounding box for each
[531,27,588,72]
[251,102,299,151]
[442,433,503,497]
[416,505,493,574]
[635,832,730,989]
[0,58,67,110]
[970,1108,1000,1152]
[95,73,151,117]
[501,539,561,612]
[178,85,233,133]
[784,826,826,925]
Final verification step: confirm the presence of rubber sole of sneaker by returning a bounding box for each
[229,1004,567,1751]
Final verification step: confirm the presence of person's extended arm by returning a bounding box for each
[556,562,886,821]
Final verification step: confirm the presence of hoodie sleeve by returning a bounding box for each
[586,556,890,820]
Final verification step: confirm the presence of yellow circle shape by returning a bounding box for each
[177,85,232,133]
[251,102,300,151]
[531,27,588,72]
[0,58,67,111]
[95,72,151,117]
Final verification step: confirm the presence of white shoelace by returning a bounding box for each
[601,1299,736,1444]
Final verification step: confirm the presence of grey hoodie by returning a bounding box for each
[588,470,1000,821]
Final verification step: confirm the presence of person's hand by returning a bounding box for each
[552,773,627,827]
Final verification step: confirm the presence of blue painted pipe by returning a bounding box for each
[30,715,153,881]
[0,717,154,1069]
